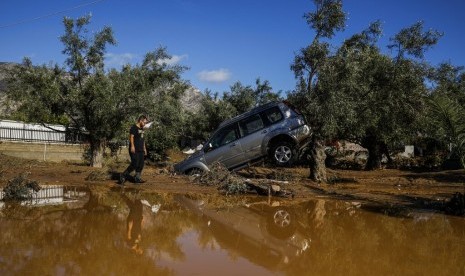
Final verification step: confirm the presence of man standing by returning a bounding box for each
[119,115,148,184]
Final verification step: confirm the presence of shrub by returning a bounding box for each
[3,173,41,200]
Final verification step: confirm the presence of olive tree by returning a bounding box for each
[6,15,119,167]
[290,1,443,178]
[316,30,430,170]
[223,78,282,114]
[144,50,190,158]
[5,16,188,167]
[289,0,346,181]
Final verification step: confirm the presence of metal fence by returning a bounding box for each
[0,185,88,203]
[0,126,84,144]
[0,185,64,205]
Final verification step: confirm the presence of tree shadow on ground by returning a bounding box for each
[403,170,465,184]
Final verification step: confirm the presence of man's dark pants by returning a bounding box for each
[122,151,145,181]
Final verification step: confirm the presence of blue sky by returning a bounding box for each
[1,0,464,94]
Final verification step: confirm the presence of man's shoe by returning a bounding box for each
[134,178,146,184]
[118,174,126,185]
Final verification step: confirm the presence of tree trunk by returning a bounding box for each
[362,134,383,170]
[308,138,327,183]
[90,140,104,168]
[380,141,393,165]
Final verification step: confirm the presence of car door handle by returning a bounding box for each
[230,143,237,147]
[262,130,268,134]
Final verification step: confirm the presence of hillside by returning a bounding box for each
[180,86,203,113]
[0,62,15,90]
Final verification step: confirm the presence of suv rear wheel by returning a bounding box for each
[270,141,296,166]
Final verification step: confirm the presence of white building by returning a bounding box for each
[0,120,67,143]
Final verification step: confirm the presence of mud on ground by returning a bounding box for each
[0,153,464,215]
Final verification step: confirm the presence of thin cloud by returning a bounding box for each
[105,53,136,68]
[197,68,231,83]
[157,54,188,66]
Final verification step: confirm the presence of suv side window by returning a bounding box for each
[262,106,283,125]
[210,123,239,149]
[239,114,264,137]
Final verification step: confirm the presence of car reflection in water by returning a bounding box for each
[176,195,310,270]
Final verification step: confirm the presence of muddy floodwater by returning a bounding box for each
[1,186,464,276]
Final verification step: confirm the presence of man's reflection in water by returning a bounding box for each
[121,192,144,255]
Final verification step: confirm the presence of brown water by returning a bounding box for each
[0,187,464,276]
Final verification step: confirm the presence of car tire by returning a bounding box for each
[270,141,296,167]
[186,167,203,176]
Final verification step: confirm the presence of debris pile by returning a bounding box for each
[194,162,294,197]
[2,173,41,200]
[194,162,248,194]
[85,170,111,181]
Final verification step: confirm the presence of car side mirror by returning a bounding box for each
[204,143,213,152]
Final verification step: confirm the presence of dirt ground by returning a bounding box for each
[1,153,464,214]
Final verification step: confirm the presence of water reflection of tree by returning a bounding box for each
[285,199,465,276]
[2,194,464,275]
[0,190,171,275]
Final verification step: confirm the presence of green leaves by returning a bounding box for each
[304,0,346,39]
[423,63,465,168]
[427,95,465,167]
[388,21,443,60]
[290,2,444,170]
[4,15,191,166]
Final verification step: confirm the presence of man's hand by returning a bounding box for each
[130,145,135,153]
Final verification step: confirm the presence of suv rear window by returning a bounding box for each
[262,106,283,125]
[239,114,264,136]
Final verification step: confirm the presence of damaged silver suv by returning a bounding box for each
[174,101,311,174]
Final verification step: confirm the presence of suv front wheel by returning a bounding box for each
[270,141,296,166]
